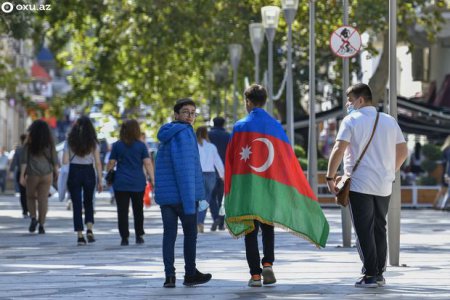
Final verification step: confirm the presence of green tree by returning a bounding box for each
[36,0,447,130]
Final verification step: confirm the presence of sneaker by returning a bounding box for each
[248,275,262,287]
[197,224,204,233]
[163,275,176,288]
[262,266,276,285]
[22,212,28,219]
[86,230,95,243]
[355,275,378,288]
[77,236,87,246]
[66,200,72,211]
[121,238,129,246]
[38,225,45,234]
[183,269,212,286]
[136,236,145,245]
[376,274,386,287]
[29,218,38,233]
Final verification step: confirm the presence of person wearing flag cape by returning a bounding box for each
[224,84,329,287]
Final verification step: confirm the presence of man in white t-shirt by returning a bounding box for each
[326,83,408,288]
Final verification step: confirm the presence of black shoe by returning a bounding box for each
[183,269,212,286]
[86,230,95,243]
[211,219,220,232]
[29,218,38,233]
[355,275,378,288]
[77,236,87,246]
[121,238,129,246]
[136,236,144,244]
[163,275,176,288]
[38,225,45,234]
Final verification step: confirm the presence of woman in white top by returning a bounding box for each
[63,116,103,245]
[196,126,224,233]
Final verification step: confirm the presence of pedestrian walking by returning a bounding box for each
[9,134,28,217]
[224,84,329,287]
[437,135,450,209]
[63,116,103,246]
[208,117,230,231]
[326,83,408,288]
[106,119,154,246]
[20,120,59,234]
[155,98,212,288]
[0,146,9,193]
[196,126,224,233]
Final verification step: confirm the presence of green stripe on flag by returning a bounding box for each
[225,174,329,248]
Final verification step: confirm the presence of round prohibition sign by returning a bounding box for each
[330,25,362,58]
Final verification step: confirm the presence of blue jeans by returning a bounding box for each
[67,164,96,231]
[197,172,217,224]
[160,204,197,277]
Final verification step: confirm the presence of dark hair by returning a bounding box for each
[20,134,27,144]
[196,126,209,146]
[120,119,141,145]
[346,83,373,103]
[244,84,267,107]
[26,120,55,155]
[213,116,225,128]
[68,116,98,156]
[174,98,196,114]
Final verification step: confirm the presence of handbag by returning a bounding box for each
[335,112,379,207]
[105,169,115,185]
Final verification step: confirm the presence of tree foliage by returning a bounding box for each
[24,0,448,128]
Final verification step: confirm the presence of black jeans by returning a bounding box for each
[210,177,224,225]
[67,164,96,231]
[16,170,27,214]
[349,191,391,276]
[114,190,145,239]
[245,220,274,275]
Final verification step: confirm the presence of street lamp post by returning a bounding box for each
[261,6,281,116]
[229,44,242,123]
[249,23,265,84]
[308,0,318,196]
[281,0,299,147]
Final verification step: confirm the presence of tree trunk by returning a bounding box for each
[368,31,390,105]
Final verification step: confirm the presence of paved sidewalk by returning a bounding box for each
[0,192,450,299]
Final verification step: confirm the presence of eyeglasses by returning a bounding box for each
[180,111,198,117]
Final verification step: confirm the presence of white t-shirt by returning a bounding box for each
[336,106,406,196]
[197,140,224,177]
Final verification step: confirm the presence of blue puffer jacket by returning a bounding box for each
[155,121,205,214]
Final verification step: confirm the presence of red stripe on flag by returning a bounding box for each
[225,132,317,201]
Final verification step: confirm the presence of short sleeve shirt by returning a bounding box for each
[110,140,149,192]
[336,106,406,196]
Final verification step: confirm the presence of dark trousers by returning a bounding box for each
[16,171,27,214]
[160,204,197,277]
[245,220,275,275]
[114,190,145,239]
[349,191,391,276]
[67,164,96,231]
[0,170,6,192]
[210,177,224,225]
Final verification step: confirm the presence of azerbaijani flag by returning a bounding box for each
[224,108,329,248]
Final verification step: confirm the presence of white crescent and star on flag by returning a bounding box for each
[239,138,275,172]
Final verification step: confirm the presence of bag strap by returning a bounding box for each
[352,112,380,173]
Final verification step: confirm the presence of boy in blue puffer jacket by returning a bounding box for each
[155,98,212,288]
